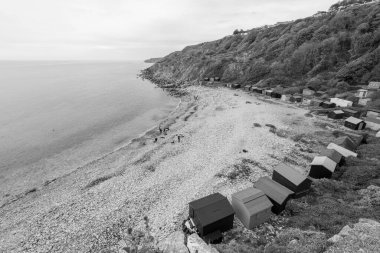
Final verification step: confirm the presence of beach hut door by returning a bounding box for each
[358,122,363,130]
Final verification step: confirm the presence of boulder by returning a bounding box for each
[187,233,219,253]
[326,219,380,252]
[158,231,189,253]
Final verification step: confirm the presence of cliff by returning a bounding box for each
[144,0,380,92]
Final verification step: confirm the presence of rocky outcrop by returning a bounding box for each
[157,231,189,253]
[326,218,380,252]
[187,234,219,253]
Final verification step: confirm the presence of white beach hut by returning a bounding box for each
[330,98,353,107]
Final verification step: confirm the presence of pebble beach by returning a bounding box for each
[0,86,323,252]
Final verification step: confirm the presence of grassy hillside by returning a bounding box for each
[144,0,380,93]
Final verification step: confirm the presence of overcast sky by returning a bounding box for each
[0,0,337,61]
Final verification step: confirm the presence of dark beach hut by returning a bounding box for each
[309,156,337,179]
[204,77,210,81]
[256,88,263,94]
[254,176,294,214]
[231,84,241,89]
[271,92,282,99]
[231,188,272,229]
[244,85,252,91]
[343,109,361,118]
[251,87,258,92]
[344,117,366,130]
[290,95,302,103]
[214,77,220,81]
[328,110,345,119]
[321,101,336,108]
[333,136,357,152]
[321,148,344,166]
[189,193,234,237]
[272,163,311,198]
[311,99,323,106]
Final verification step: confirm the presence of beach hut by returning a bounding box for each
[310,99,323,106]
[327,143,357,158]
[334,136,357,151]
[321,148,344,165]
[254,176,294,214]
[376,131,380,137]
[264,90,273,96]
[189,193,234,237]
[343,109,361,118]
[231,84,241,89]
[344,117,366,130]
[204,77,210,81]
[231,188,272,229]
[281,94,291,101]
[210,77,215,82]
[356,89,369,98]
[330,98,353,108]
[321,101,336,108]
[271,92,282,99]
[290,95,302,103]
[272,163,311,198]
[256,88,263,94]
[328,110,345,119]
[244,85,252,91]
[214,77,220,81]
[251,87,257,92]
[309,156,337,179]
[302,97,312,105]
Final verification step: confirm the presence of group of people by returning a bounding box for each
[153,125,184,144]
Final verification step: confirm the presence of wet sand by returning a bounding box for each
[0,86,321,252]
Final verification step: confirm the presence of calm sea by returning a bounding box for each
[0,61,177,178]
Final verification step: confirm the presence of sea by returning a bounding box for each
[0,61,178,184]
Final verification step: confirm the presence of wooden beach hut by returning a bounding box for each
[344,117,366,130]
[244,85,252,91]
[214,77,220,81]
[231,84,241,89]
[334,136,357,151]
[204,77,210,81]
[254,176,294,214]
[264,90,273,96]
[272,164,311,198]
[321,101,336,108]
[189,193,234,237]
[327,143,357,158]
[271,92,282,99]
[255,88,263,94]
[281,94,291,101]
[311,99,323,106]
[290,95,302,103]
[231,188,272,229]
[328,110,345,119]
[343,109,361,118]
[321,148,344,165]
[309,156,337,179]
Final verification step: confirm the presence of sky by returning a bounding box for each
[0,0,338,61]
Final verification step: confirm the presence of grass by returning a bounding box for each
[216,159,270,181]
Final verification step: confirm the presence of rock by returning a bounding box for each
[158,231,189,253]
[326,219,380,253]
[187,233,218,253]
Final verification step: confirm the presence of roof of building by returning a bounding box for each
[333,110,345,114]
[334,136,356,151]
[273,163,307,186]
[320,148,342,164]
[254,176,294,204]
[345,116,364,125]
[343,108,358,113]
[367,108,380,113]
[232,187,272,215]
[189,193,234,226]
[365,117,380,124]
[310,156,337,172]
[368,81,380,90]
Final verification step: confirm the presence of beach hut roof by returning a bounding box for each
[334,136,356,151]
[343,109,358,113]
[189,193,234,227]
[333,110,345,114]
[232,188,272,215]
[273,163,306,186]
[346,116,364,125]
[320,148,342,164]
[254,176,294,204]
[311,156,336,172]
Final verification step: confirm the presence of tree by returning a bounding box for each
[233,29,240,35]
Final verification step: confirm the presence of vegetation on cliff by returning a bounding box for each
[145,0,380,93]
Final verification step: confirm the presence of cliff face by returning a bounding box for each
[145,0,380,91]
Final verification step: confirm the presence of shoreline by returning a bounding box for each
[0,85,363,252]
